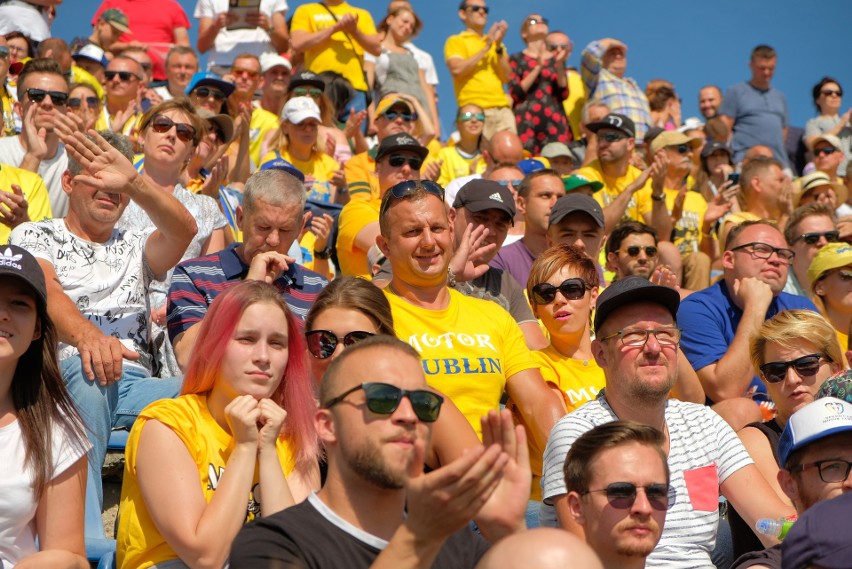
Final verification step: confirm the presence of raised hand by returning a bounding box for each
[256,398,287,451]
[22,104,48,161]
[310,213,334,251]
[449,222,496,282]
[0,185,30,229]
[59,129,140,195]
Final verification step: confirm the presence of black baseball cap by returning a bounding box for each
[375,133,428,162]
[587,113,636,138]
[593,276,680,334]
[548,194,604,228]
[288,71,325,92]
[0,245,47,309]
[700,140,732,159]
[453,179,515,223]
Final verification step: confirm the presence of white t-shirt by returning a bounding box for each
[0,137,69,217]
[540,395,753,569]
[0,1,50,42]
[0,417,89,568]
[9,219,159,374]
[194,0,288,69]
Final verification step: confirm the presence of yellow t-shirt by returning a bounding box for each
[0,164,52,244]
[386,288,538,438]
[250,108,280,170]
[638,188,708,254]
[575,160,653,223]
[98,106,143,136]
[1,84,16,138]
[117,393,297,569]
[289,2,377,92]
[344,150,377,202]
[444,30,510,109]
[436,146,485,188]
[336,197,380,278]
[562,69,586,141]
[260,148,340,204]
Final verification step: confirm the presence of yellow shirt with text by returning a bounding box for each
[638,188,708,254]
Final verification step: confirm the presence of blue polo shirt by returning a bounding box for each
[167,243,328,342]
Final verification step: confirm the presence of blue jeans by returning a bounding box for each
[61,356,181,540]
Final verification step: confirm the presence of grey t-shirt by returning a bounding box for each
[720,82,788,166]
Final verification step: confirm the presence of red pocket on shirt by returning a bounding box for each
[683,464,719,512]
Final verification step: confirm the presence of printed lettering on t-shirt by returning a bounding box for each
[405,332,502,377]
[406,332,496,352]
[421,357,502,376]
[566,386,600,406]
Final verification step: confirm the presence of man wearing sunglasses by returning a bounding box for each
[732,397,852,569]
[809,134,845,183]
[564,422,669,569]
[445,0,514,140]
[103,56,146,136]
[231,335,530,567]
[782,202,838,298]
[226,53,279,169]
[542,276,795,568]
[605,221,661,282]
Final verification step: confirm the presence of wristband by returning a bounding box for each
[495,45,504,55]
[314,247,331,260]
[651,193,665,202]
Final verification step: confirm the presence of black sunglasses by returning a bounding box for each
[383,110,417,122]
[759,353,830,384]
[26,88,68,106]
[68,96,100,109]
[150,114,197,143]
[194,86,226,100]
[387,154,423,170]
[793,231,839,245]
[814,147,837,157]
[306,329,374,359]
[323,382,444,422]
[105,70,139,82]
[465,4,489,13]
[531,277,589,304]
[600,132,627,143]
[670,144,691,155]
[623,245,658,257]
[379,180,445,217]
[820,89,843,97]
[583,482,670,511]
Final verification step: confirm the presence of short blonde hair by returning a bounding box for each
[750,309,842,378]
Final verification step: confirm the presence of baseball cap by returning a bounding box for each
[586,113,636,138]
[259,158,305,183]
[677,116,705,134]
[649,130,703,156]
[810,133,842,151]
[593,275,680,334]
[196,109,235,145]
[0,245,47,309]
[288,71,325,92]
[782,492,852,569]
[185,72,235,97]
[700,140,732,159]
[541,142,572,160]
[563,174,603,194]
[807,242,852,290]
[259,53,292,74]
[777,397,852,468]
[374,133,428,162]
[375,95,414,118]
[453,179,515,222]
[281,96,321,124]
[548,193,604,228]
[101,8,130,34]
[517,158,546,175]
[72,44,108,68]
[794,171,848,208]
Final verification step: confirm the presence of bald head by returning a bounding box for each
[487,131,524,166]
[475,529,604,569]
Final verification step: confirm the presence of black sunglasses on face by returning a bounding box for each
[794,231,839,245]
[759,353,829,384]
[68,96,100,109]
[306,329,374,359]
[194,87,226,100]
[582,482,671,511]
[670,144,691,155]
[623,245,658,257]
[600,132,628,143]
[525,16,548,25]
[465,4,489,14]
[323,382,444,422]
[379,180,445,217]
[26,88,68,106]
[820,89,842,97]
[814,147,837,157]
[531,277,589,304]
[150,114,197,143]
[387,154,423,170]
[105,70,139,82]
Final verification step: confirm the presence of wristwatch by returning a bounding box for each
[651,193,665,202]
[314,247,331,260]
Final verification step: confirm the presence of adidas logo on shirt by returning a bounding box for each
[488,192,503,203]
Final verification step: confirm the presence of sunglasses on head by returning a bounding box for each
[193,86,226,100]
[306,329,374,359]
[387,154,423,170]
[600,132,628,143]
[105,70,139,82]
[583,482,670,511]
[794,230,839,245]
[814,147,837,157]
[531,277,589,304]
[458,111,485,122]
[293,86,323,98]
[759,353,829,384]
[384,109,417,122]
[68,96,100,109]
[465,4,489,14]
[232,67,259,78]
[623,245,658,257]
[380,180,445,217]
[150,114,197,143]
[26,88,68,106]
[323,382,444,422]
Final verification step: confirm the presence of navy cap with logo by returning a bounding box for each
[375,133,428,162]
[453,179,515,223]
[593,276,680,334]
[259,158,306,182]
[586,113,636,138]
[288,71,326,92]
[548,193,604,228]
[0,245,47,308]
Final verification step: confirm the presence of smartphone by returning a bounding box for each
[727,172,740,185]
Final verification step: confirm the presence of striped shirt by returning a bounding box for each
[541,392,752,569]
[167,243,328,342]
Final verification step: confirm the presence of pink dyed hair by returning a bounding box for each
[182,280,319,466]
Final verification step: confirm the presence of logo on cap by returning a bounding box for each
[397,134,417,145]
[0,247,23,269]
[608,116,623,128]
[488,192,503,203]
[825,401,845,415]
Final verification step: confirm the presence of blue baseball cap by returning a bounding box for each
[185,72,235,97]
[259,158,305,183]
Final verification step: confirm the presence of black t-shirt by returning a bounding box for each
[229,495,491,569]
[732,543,781,569]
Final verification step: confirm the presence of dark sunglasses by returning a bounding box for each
[193,87,226,100]
[384,110,417,122]
[105,70,139,82]
[323,382,444,422]
[26,88,68,106]
[600,132,628,143]
[820,89,843,97]
[547,43,570,51]
[623,245,658,257]
[814,147,837,156]
[380,180,445,217]
[670,144,691,155]
[794,230,839,245]
[531,277,589,304]
[232,67,259,78]
[387,154,423,170]
[306,329,374,359]
[525,16,548,25]
[583,482,670,511]
[458,111,485,122]
[293,86,323,98]
[150,114,197,143]
[759,353,830,384]
[68,96,100,109]
[465,4,489,13]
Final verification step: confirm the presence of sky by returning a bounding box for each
[53,0,852,138]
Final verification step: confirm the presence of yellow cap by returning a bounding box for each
[808,242,852,289]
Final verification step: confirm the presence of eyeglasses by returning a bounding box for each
[622,245,658,257]
[387,154,423,170]
[25,88,68,106]
[105,70,139,82]
[306,329,374,359]
[323,382,444,422]
[759,353,829,384]
[465,4,489,14]
[232,67,259,78]
[599,328,681,348]
[68,96,100,109]
[669,144,691,155]
[820,89,843,97]
[293,86,322,98]
[814,147,838,157]
[582,482,670,511]
[495,179,521,190]
[380,180,445,217]
[793,230,839,245]
[525,16,548,25]
[193,87,226,100]
[0,46,9,59]
[383,110,417,122]
[788,459,852,483]
[730,242,795,262]
[458,111,485,122]
[600,132,628,143]
[531,278,590,304]
[547,43,571,51]
[150,114,197,143]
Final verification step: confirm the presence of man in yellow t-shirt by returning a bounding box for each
[0,163,52,244]
[444,0,514,140]
[227,54,280,170]
[376,179,565,446]
[337,132,425,278]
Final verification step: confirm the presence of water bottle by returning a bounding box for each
[755,516,797,540]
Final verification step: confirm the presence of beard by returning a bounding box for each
[615,539,657,558]
[342,438,406,490]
